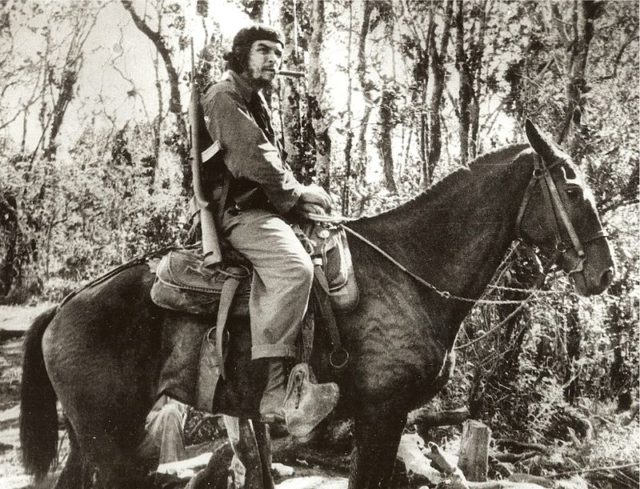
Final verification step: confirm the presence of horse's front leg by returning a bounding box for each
[224,415,266,489]
[184,440,233,489]
[349,406,407,489]
[253,421,275,489]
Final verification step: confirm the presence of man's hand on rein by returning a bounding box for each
[296,184,332,218]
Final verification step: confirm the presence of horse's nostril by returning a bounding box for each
[601,268,614,289]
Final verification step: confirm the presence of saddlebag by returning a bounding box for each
[150,249,250,316]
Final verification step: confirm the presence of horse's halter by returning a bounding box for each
[515,154,606,274]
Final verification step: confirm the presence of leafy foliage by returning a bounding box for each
[1,123,186,301]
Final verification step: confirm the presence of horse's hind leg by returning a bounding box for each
[71,429,152,489]
[349,408,407,489]
[223,415,266,489]
[54,423,84,489]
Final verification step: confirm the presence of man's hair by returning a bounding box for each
[223,24,284,73]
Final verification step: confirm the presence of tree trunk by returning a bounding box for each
[278,0,305,177]
[0,193,19,298]
[455,0,488,164]
[341,1,355,215]
[554,0,601,155]
[455,0,470,166]
[378,86,397,192]
[152,49,163,189]
[307,0,331,190]
[418,15,435,185]
[426,0,454,186]
[470,0,488,159]
[120,0,189,192]
[41,7,100,160]
[43,67,78,160]
[356,0,375,183]
[606,279,631,401]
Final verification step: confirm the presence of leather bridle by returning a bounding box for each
[515,154,607,274]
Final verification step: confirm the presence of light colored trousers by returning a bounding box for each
[136,395,187,465]
[222,208,314,359]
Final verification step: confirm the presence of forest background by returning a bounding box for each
[0,0,638,483]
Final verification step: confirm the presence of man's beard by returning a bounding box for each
[254,77,274,90]
[241,66,276,90]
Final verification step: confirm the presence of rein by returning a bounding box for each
[341,225,532,305]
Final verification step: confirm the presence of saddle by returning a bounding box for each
[151,221,358,316]
[150,220,357,413]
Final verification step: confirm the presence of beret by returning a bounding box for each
[232,24,284,50]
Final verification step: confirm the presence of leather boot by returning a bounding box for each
[258,359,287,423]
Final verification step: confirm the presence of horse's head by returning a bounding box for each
[516,120,615,296]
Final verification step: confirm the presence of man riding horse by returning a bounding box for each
[200,24,337,428]
[18,24,616,489]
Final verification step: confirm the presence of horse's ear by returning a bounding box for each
[525,119,556,161]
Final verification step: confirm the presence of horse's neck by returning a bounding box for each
[350,150,531,339]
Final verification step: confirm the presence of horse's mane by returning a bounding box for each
[363,144,530,221]
[469,143,531,168]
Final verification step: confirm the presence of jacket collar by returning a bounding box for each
[225,70,256,104]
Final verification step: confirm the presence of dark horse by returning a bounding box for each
[20,122,614,489]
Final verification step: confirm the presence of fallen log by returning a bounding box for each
[407,406,471,428]
[547,462,640,478]
[396,434,446,485]
[490,451,539,463]
[465,481,548,489]
[156,451,215,478]
[507,473,556,488]
[411,441,574,489]
[0,329,24,341]
[493,439,550,455]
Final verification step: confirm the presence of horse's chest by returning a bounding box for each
[343,273,450,400]
[347,315,446,401]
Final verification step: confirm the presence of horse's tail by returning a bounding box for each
[19,306,58,480]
